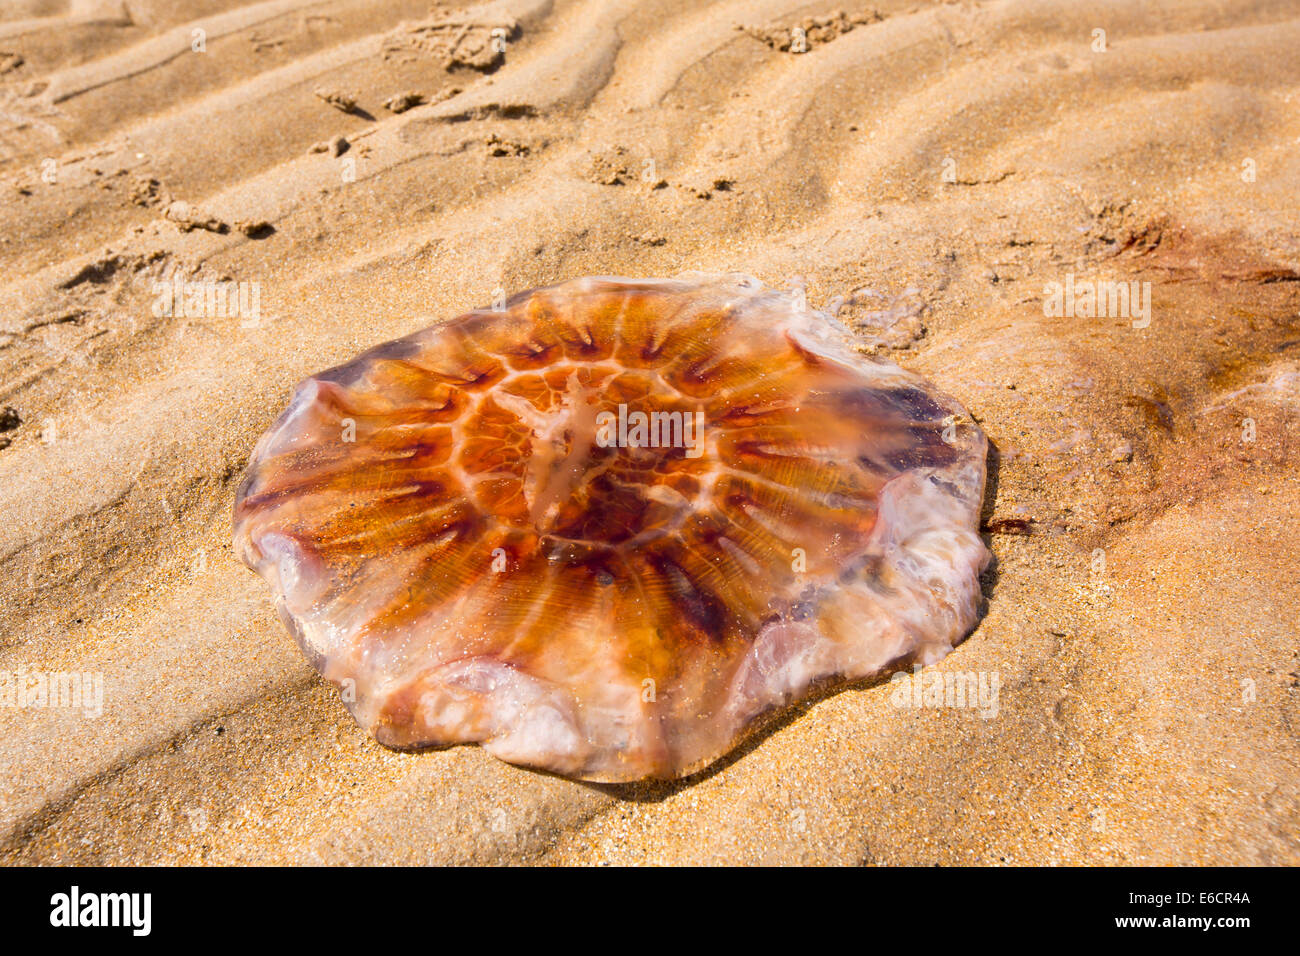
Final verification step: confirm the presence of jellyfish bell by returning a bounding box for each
[232,274,990,781]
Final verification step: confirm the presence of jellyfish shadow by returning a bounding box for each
[976,436,1004,609]
[578,439,1007,804]
[577,665,908,803]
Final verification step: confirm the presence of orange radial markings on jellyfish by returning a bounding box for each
[232,275,990,781]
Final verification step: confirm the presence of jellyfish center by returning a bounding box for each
[478,366,710,546]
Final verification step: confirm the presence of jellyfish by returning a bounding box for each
[232,274,990,781]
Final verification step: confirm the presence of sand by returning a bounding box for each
[0,0,1297,865]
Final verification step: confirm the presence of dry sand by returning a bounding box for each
[0,0,1297,865]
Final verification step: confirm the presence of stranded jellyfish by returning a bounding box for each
[232,275,990,781]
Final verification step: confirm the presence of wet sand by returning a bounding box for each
[0,0,1297,864]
